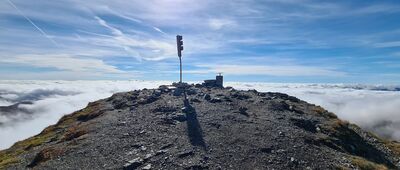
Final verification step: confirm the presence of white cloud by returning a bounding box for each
[95,16,123,36]
[92,16,176,61]
[208,18,236,30]
[0,70,141,80]
[374,41,400,48]
[393,52,400,57]
[228,38,273,45]
[1,54,122,73]
[193,64,346,76]
[105,8,143,23]
[152,26,167,35]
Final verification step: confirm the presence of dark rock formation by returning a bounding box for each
[1,84,400,170]
[0,101,33,115]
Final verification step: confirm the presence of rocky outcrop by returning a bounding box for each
[1,84,399,169]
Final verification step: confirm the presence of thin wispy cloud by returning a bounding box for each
[152,26,167,35]
[92,16,176,61]
[208,18,236,30]
[189,64,345,77]
[374,41,400,48]
[2,54,123,73]
[6,0,59,47]
[105,8,143,24]
[95,16,123,36]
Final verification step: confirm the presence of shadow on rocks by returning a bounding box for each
[183,91,206,149]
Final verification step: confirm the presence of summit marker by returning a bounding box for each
[176,35,183,83]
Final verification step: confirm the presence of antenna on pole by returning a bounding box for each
[176,35,184,83]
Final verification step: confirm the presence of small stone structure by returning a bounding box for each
[202,73,223,88]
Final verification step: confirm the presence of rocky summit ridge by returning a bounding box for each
[1,84,400,169]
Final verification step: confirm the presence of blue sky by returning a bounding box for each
[0,0,399,83]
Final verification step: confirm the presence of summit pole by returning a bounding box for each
[179,56,182,83]
[176,35,184,83]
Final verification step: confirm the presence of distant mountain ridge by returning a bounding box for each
[228,82,400,92]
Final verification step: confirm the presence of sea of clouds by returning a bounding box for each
[0,80,399,149]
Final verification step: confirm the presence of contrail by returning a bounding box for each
[6,0,59,46]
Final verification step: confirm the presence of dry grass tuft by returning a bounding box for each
[27,147,64,168]
[320,118,349,133]
[383,141,400,157]
[351,156,388,170]
[61,125,88,142]
[0,151,20,169]
[311,105,337,118]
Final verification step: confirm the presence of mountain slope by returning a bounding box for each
[1,84,400,169]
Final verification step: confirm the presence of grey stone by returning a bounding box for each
[153,90,161,97]
[209,97,222,103]
[123,157,143,170]
[178,150,194,158]
[173,88,183,96]
[278,131,284,136]
[144,153,153,160]
[171,113,186,122]
[190,98,201,103]
[203,94,211,100]
[186,88,198,95]
[158,85,170,93]
[238,107,249,117]
[142,164,152,170]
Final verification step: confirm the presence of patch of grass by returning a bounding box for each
[320,118,349,134]
[312,105,325,114]
[350,125,400,158]
[61,125,88,142]
[384,141,400,157]
[311,105,337,118]
[18,134,52,150]
[57,114,77,127]
[0,151,20,169]
[318,120,393,165]
[0,101,103,168]
[27,147,64,168]
[57,101,104,124]
[351,156,388,170]
[0,125,62,168]
[335,165,351,170]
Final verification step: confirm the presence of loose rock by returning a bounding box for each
[209,97,222,103]
[203,94,211,101]
[123,158,143,170]
[142,164,152,170]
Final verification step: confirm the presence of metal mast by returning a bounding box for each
[176,35,184,83]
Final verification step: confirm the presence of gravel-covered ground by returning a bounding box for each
[1,84,400,169]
